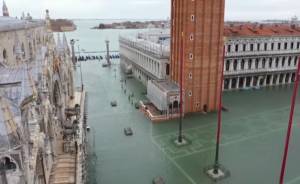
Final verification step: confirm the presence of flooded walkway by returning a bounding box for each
[80,60,300,184]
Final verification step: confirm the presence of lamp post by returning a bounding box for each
[105,40,111,66]
[70,39,77,66]
[77,44,84,92]
[177,31,185,145]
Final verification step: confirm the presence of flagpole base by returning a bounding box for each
[174,138,188,146]
[204,165,230,182]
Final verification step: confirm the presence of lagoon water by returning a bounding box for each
[66,20,300,184]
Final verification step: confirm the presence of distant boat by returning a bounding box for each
[124,127,133,136]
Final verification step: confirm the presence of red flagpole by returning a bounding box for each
[178,31,184,143]
[279,55,300,184]
[213,45,226,173]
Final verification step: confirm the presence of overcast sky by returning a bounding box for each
[3,0,300,21]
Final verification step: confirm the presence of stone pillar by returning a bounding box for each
[245,60,249,70]
[285,57,289,68]
[258,58,263,69]
[243,77,247,88]
[236,77,240,89]
[229,60,234,71]
[288,73,292,83]
[250,76,254,87]
[237,59,241,71]
[276,75,280,85]
[272,57,276,69]
[270,75,274,86]
[282,73,287,84]
[229,79,232,90]
[152,61,154,74]
[279,57,283,68]
[256,76,261,87]
[251,59,255,70]
[263,76,267,86]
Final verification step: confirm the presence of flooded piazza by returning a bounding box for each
[68,20,300,184]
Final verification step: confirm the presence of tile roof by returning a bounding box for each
[224,23,300,37]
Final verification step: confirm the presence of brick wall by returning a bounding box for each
[171,0,225,113]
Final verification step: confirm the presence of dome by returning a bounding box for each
[0,96,22,153]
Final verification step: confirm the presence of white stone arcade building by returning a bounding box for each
[223,24,300,90]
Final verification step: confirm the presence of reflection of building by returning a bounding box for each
[0,2,86,184]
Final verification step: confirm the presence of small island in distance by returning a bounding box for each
[92,20,170,29]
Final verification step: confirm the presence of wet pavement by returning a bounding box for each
[78,60,300,184]
[67,20,300,184]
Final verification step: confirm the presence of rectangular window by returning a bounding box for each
[226,60,230,71]
[243,44,246,51]
[257,43,260,51]
[264,43,268,51]
[297,42,300,49]
[291,42,294,49]
[233,60,238,71]
[284,42,288,50]
[235,44,239,52]
[278,43,281,50]
[189,53,193,60]
[166,64,170,75]
[241,59,245,69]
[250,44,254,51]
[190,34,194,41]
[191,15,195,22]
[271,43,274,50]
[227,45,231,52]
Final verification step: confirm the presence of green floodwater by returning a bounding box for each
[67,20,300,184]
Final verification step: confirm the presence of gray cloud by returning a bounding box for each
[2,0,299,21]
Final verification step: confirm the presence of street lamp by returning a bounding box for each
[77,45,85,92]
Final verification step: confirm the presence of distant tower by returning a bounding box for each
[45,9,50,20]
[2,0,9,17]
[170,0,225,113]
[105,40,111,66]
[45,9,51,31]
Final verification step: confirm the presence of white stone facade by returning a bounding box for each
[119,31,170,86]
[224,36,300,90]
[120,28,300,91]
[0,11,80,184]
[0,17,48,67]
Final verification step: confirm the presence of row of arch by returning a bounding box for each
[224,72,296,90]
[227,40,300,53]
[225,56,299,72]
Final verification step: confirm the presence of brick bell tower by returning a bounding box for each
[170,0,225,114]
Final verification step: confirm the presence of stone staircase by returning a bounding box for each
[49,154,76,184]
